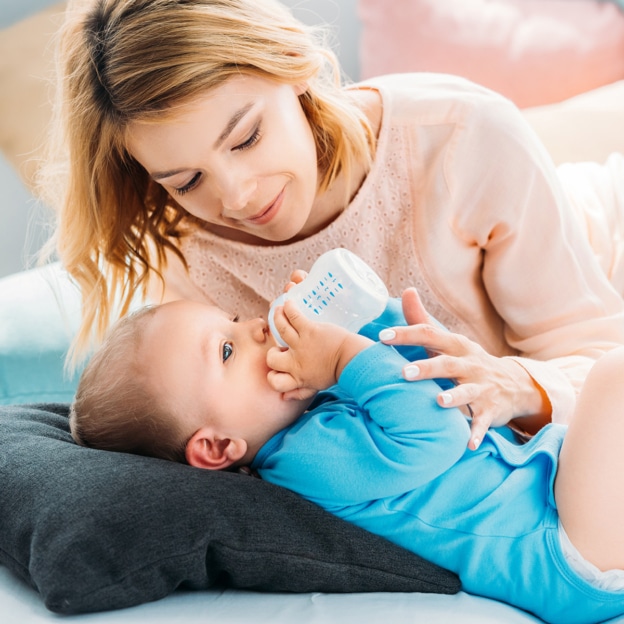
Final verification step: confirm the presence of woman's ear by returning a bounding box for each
[186,427,248,471]
[294,82,308,96]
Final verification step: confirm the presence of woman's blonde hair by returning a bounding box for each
[39,0,374,369]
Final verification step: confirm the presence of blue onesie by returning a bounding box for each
[251,300,624,624]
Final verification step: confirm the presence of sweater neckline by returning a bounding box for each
[184,80,391,256]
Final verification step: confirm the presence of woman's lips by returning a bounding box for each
[246,188,284,225]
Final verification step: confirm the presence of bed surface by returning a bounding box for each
[5,563,624,623]
[0,566,545,624]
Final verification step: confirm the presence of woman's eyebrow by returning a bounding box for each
[149,102,255,181]
[214,102,253,149]
[151,167,187,181]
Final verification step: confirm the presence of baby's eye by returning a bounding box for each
[222,341,233,362]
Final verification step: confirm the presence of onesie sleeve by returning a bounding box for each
[256,343,470,506]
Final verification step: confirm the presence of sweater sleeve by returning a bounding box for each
[413,84,624,424]
[479,104,624,423]
[256,343,470,506]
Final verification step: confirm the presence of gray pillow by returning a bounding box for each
[0,403,460,615]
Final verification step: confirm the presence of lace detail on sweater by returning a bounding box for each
[181,131,470,340]
[179,85,471,342]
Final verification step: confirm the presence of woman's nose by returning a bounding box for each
[219,172,257,214]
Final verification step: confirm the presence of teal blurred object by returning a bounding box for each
[0,0,60,29]
[0,263,82,405]
[599,0,624,13]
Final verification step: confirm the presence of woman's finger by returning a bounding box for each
[436,382,481,409]
[381,323,472,357]
[403,352,472,384]
[401,287,430,326]
[435,383,496,451]
[467,411,495,451]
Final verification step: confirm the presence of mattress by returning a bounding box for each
[1,564,547,623]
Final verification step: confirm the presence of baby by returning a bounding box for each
[70,293,624,624]
[70,294,430,466]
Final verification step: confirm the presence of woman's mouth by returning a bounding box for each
[246,189,284,225]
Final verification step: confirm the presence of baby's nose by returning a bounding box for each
[251,318,269,343]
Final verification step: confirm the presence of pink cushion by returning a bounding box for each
[358,0,624,108]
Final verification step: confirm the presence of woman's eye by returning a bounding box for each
[234,126,261,151]
[173,172,201,196]
[222,341,233,362]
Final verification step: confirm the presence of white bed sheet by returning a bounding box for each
[0,565,538,623]
[4,564,624,624]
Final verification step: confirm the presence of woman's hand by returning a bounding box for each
[380,288,550,449]
[267,300,373,395]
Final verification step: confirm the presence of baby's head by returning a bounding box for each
[70,300,311,468]
[69,305,190,462]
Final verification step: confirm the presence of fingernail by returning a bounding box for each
[472,437,481,450]
[439,392,452,405]
[403,364,420,380]
[379,329,396,341]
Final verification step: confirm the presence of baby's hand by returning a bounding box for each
[282,269,308,294]
[267,300,373,393]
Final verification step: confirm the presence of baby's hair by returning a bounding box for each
[70,305,190,463]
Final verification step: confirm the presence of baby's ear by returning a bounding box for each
[186,428,247,471]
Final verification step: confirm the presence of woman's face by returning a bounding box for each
[126,75,320,243]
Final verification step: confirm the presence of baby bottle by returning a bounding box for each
[268,248,389,348]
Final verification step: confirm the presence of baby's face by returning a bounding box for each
[143,300,310,455]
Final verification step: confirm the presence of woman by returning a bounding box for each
[41,0,624,446]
